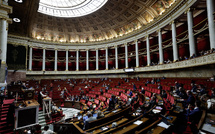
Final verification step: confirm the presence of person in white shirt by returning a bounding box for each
[42,126,55,134]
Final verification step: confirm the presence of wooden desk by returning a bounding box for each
[112,118,149,134]
[150,116,176,134]
[91,118,128,134]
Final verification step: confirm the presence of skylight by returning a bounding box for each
[38,0,108,18]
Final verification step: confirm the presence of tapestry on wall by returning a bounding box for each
[6,44,26,70]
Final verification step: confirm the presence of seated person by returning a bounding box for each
[51,102,60,113]
[128,90,133,97]
[184,90,195,107]
[177,87,187,99]
[42,125,55,134]
[161,90,167,99]
[83,112,97,130]
[190,83,197,93]
[141,87,145,94]
[211,89,215,98]
[97,110,104,119]
[127,96,133,106]
[197,85,206,96]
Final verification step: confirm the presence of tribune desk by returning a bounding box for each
[14,100,39,130]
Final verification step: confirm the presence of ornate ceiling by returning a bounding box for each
[8,0,176,44]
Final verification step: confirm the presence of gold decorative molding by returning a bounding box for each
[1,60,6,64]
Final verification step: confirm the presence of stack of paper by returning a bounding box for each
[157,122,170,129]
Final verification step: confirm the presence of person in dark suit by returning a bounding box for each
[197,85,206,96]
[141,87,145,94]
[158,83,162,90]
[190,83,197,93]
[184,90,195,107]
[186,101,202,134]
[161,90,167,99]
[133,83,137,91]
[177,87,187,99]
[108,95,117,110]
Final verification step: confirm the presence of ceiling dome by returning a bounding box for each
[9,0,176,44]
[38,0,108,18]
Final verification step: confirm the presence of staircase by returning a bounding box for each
[0,99,15,134]
[38,111,47,130]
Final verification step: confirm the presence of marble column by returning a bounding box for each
[0,19,8,65]
[105,47,108,70]
[42,48,46,71]
[76,50,79,71]
[28,46,33,70]
[86,49,89,70]
[146,35,151,66]
[96,49,99,70]
[171,21,179,61]
[187,8,196,57]
[0,1,12,84]
[115,46,118,69]
[125,43,128,68]
[54,49,57,71]
[207,0,215,49]
[135,40,139,67]
[66,50,68,71]
[158,29,164,64]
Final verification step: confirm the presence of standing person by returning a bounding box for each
[108,95,117,110]
[38,89,47,106]
[133,83,137,91]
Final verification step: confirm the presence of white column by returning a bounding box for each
[146,35,151,66]
[42,48,46,71]
[54,49,57,71]
[115,46,118,69]
[171,21,179,61]
[125,43,128,68]
[0,19,8,65]
[28,47,33,70]
[86,49,89,70]
[207,0,215,49]
[66,50,68,71]
[96,49,99,70]
[135,40,139,67]
[187,8,196,57]
[105,47,108,70]
[158,29,164,64]
[76,50,79,71]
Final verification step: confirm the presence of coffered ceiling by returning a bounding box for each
[8,0,176,44]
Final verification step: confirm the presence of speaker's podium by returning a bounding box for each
[14,100,40,130]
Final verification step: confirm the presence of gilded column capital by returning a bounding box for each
[157,29,162,33]
[184,8,195,14]
[145,35,149,38]
[1,60,6,64]
[169,20,175,25]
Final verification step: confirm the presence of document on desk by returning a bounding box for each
[134,120,143,125]
[202,124,215,133]
[157,122,170,129]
